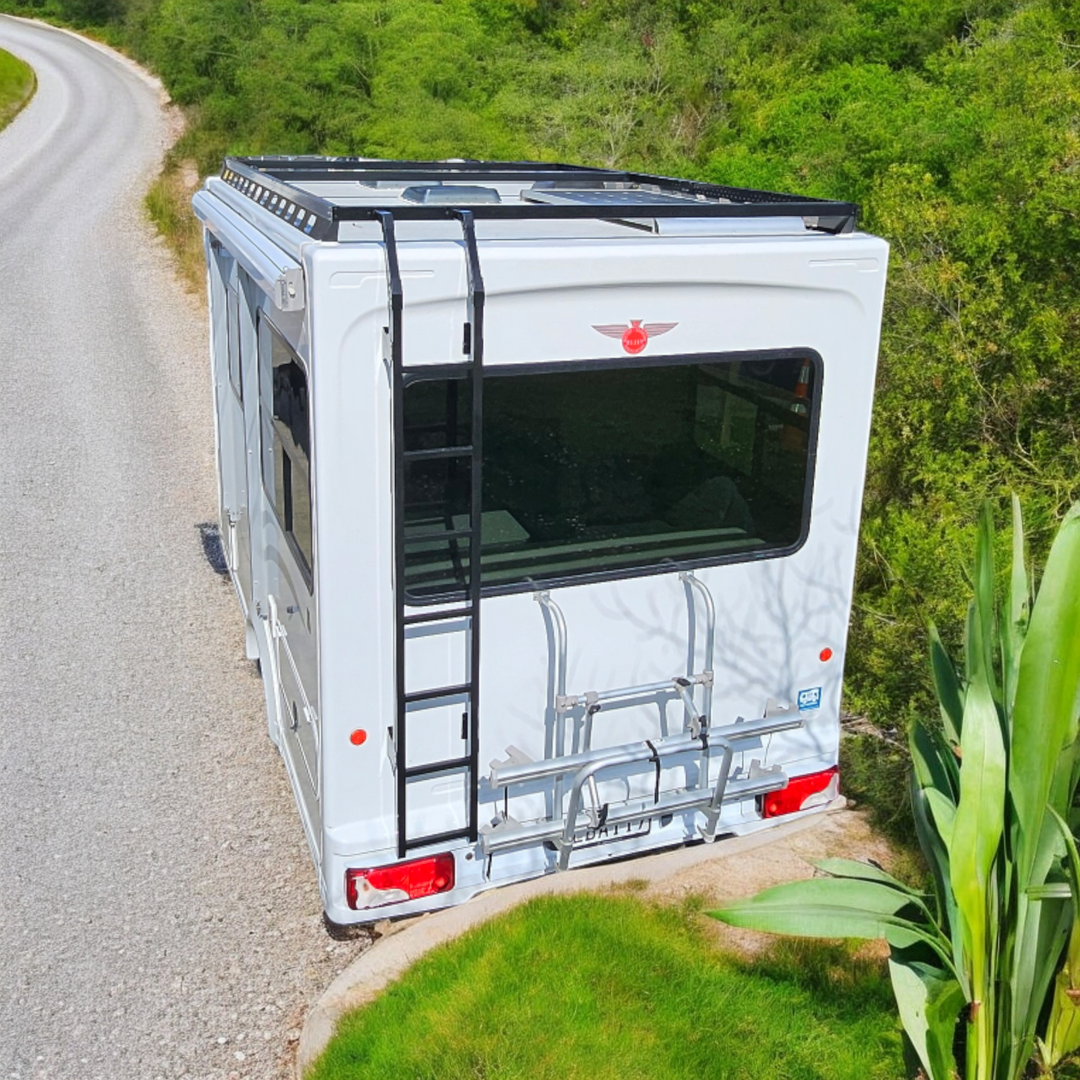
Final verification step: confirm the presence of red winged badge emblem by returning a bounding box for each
[592,319,678,355]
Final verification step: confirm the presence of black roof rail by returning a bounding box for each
[218,156,859,241]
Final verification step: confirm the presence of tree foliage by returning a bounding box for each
[5,0,1078,832]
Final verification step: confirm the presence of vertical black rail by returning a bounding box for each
[381,207,486,858]
[376,210,409,859]
[453,209,485,846]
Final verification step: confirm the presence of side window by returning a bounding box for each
[226,287,243,404]
[258,316,313,582]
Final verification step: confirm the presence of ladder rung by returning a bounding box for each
[403,826,474,851]
[404,607,474,626]
[403,526,472,544]
[402,363,474,379]
[406,756,472,780]
[403,445,474,461]
[405,682,473,704]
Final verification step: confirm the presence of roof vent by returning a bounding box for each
[402,184,501,205]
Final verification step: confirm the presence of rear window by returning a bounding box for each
[402,352,819,600]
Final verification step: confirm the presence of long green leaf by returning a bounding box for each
[710,901,902,940]
[710,878,955,969]
[1045,972,1080,1069]
[1004,500,1080,1078]
[964,600,979,688]
[710,876,921,939]
[930,621,965,747]
[1005,812,1068,1076]
[1001,494,1030,716]
[815,858,942,930]
[1042,808,1080,1067]
[714,899,947,957]
[911,771,967,996]
[1051,744,1080,835]
[814,857,923,894]
[713,876,918,918]
[970,502,998,698]
[1005,817,1073,1080]
[949,668,1006,939]
[1005,889,1071,1080]
[1010,501,1080,885]
[912,719,960,803]
[889,957,965,1080]
[925,787,957,849]
[949,661,1006,1078]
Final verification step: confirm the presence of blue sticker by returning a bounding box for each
[797,687,822,711]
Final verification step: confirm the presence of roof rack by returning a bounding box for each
[219,156,859,241]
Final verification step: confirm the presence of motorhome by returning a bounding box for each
[193,157,888,925]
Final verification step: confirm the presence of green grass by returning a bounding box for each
[0,47,35,133]
[145,158,204,290]
[308,893,905,1080]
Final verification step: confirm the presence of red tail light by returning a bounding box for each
[346,853,455,910]
[761,766,839,819]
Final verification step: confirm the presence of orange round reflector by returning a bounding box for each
[350,729,368,746]
[819,648,833,662]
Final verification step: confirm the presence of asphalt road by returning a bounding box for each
[0,19,366,1080]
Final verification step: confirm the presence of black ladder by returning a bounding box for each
[379,209,485,859]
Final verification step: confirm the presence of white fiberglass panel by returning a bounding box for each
[304,230,885,873]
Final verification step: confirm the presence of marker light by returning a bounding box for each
[761,766,839,819]
[819,648,833,662]
[349,729,368,746]
[345,853,456,910]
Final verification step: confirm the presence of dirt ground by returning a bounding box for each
[639,808,901,957]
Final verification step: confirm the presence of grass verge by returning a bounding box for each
[0,47,35,133]
[145,154,205,292]
[308,892,904,1080]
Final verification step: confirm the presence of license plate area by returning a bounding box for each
[572,814,653,849]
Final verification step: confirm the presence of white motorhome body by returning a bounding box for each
[194,158,888,925]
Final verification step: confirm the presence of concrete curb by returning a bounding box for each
[296,804,847,1078]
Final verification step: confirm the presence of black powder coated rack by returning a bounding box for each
[218,156,859,240]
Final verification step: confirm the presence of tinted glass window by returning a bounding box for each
[402,354,817,599]
[259,318,313,579]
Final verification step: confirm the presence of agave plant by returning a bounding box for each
[711,498,1080,1080]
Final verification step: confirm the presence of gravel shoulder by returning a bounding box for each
[0,18,369,1080]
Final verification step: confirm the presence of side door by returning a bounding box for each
[256,313,321,854]
[223,281,254,607]
[208,246,249,601]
